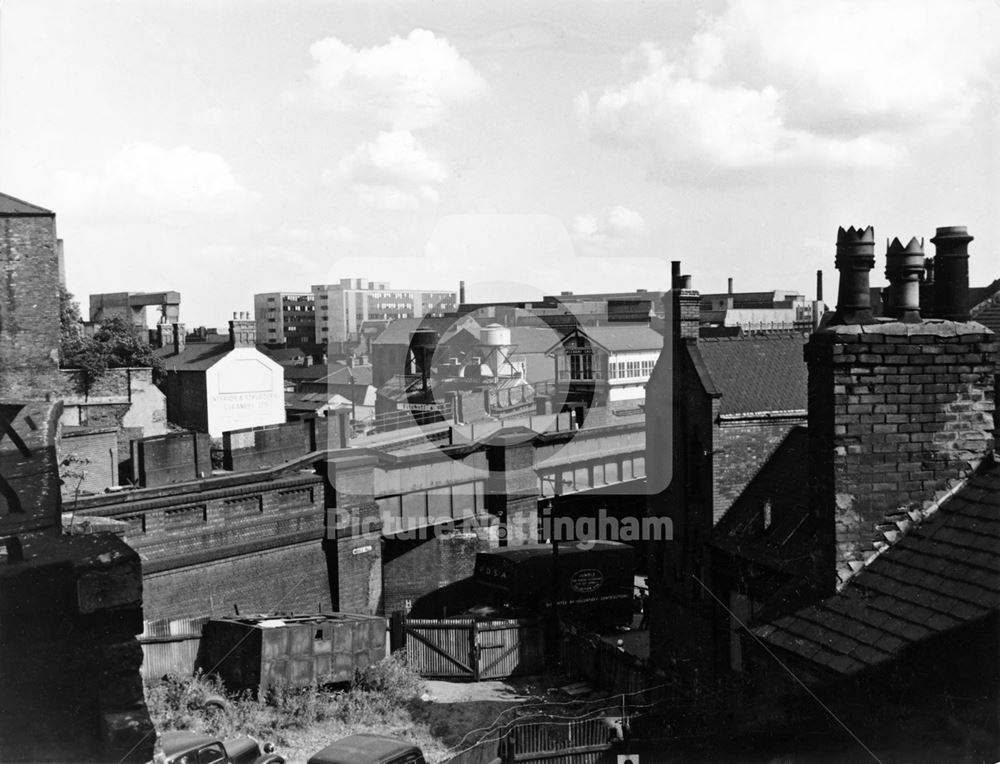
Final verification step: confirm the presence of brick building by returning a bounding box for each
[155,313,285,437]
[0,192,62,398]
[643,265,810,677]
[644,225,997,750]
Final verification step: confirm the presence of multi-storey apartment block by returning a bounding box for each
[253,292,316,347]
[311,279,457,344]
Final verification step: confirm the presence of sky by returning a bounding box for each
[1,0,998,327]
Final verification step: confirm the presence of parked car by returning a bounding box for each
[156,731,283,764]
[307,734,426,764]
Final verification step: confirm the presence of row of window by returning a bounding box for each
[608,359,655,380]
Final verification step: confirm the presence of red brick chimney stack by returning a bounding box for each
[807,224,997,590]
[884,236,924,323]
[670,263,699,342]
[931,226,973,321]
[228,311,256,349]
[831,225,877,325]
[173,322,185,355]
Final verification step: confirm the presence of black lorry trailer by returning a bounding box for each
[472,541,634,628]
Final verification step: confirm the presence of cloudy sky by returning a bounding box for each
[2,0,997,327]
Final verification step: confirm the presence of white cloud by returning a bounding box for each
[52,142,256,215]
[304,28,487,130]
[572,205,648,255]
[335,130,448,209]
[577,0,1000,174]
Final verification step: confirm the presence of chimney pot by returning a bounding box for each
[884,236,923,322]
[831,225,877,325]
[930,225,973,322]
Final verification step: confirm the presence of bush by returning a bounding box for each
[351,651,424,706]
[144,657,423,747]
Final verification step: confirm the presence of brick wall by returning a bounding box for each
[713,417,807,523]
[0,214,62,398]
[807,321,997,585]
[72,472,327,620]
[381,528,491,615]
[61,427,118,496]
[132,431,211,487]
[486,436,539,544]
[163,372,209,432]
[142,539,332,621]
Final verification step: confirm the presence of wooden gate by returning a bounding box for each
[393,616,544,680]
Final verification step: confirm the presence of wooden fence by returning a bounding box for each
[392,615,545,680]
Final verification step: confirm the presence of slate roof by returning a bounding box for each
[970,279,1000,335]
[697,333,808,416]
[283,363,335,381]
[712,426,814,574]
[547,325,663,355]
[372,317,477,346]
[154,342,231,371]
[263,347,307,364]
[316,364,373,387]
[0,192,53,217]
[508,326,563,354]
[155,342,279,371]
[753,459,1000,676]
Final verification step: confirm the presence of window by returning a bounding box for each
[198,745,227,764]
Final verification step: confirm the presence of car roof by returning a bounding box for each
[160,731,219,758]
[308,734,421,764]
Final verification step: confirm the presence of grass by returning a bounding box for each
[144,652,449,762]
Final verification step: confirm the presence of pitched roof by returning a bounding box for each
[316,364,373,386]
[547,325,663,355]
[970,278,1000,335]
[753,460,1000,676]
[0,192,54,217]
[582,324,663,352]
[697,333,808,416]
[262,347,307,364]
[154,342,231,371]
[508,326,563,354]
[372,316,476,345]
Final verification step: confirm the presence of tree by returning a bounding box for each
[59,291,166,386]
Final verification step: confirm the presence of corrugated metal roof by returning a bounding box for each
[753,461,1000,676]
[697,333,808,416]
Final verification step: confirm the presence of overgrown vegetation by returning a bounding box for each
[145,652,427,748]
[59,288,167,386]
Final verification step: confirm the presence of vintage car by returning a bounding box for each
[156,730,284,764]
[307,734,426,764]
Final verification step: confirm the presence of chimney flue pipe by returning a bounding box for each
[885,237,924,323]
[931,226,973,322]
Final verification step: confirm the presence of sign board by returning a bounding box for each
[397,403,442,412]
[570,568,604,594]
[352,545,373,556]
